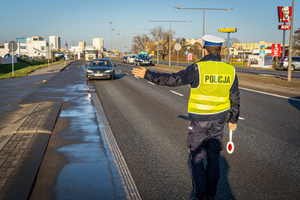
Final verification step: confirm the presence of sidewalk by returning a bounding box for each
[0,60,74,199]
[0,60,137,200]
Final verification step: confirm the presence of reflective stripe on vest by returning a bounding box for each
[188,61,235,115]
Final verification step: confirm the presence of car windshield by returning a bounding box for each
[90,60,111,67]
[86,50,96,54]
[139,55,148,58]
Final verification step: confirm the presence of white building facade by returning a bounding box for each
[93,38,104,51]
[49,36,61,50]
[0,37,47,58]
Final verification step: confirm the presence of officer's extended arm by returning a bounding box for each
[132,66,147,78]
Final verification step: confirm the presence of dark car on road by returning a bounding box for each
[122,56,128,63]
[133,54,152,66]
[86,58,116,80]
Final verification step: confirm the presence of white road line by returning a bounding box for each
[125,72,129,75]
[148,82,156,85]
[119,70,122,72]
[239,87,300,102]
[170,90,184,96]
[239,117,245,120]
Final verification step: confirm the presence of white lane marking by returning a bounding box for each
[239,117,245,120]
[148,81,156,85]
[170,90,184,96]
[119,70,122,72]
[239,87,300,102]
[125,72,129,75]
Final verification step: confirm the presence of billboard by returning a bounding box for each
[278,6,292,23]
[271,43,281,57]
[218,27,237,33]
[188,53,193,61]
[278,24,291,30]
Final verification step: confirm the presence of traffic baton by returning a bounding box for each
[226,130,234,154]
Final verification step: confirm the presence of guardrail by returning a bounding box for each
[0,57,18,65]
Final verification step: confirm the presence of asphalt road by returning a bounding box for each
[156,60,300,79]
[92,60,300,199]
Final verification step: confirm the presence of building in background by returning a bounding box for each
[32,36,43,41]
[93,38,104,51]
[0,36,46,58]
[16,38,28,55]
[49,36,61,49]
[79,41,86,50]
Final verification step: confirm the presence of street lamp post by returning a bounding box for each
[108,22,113,56]
[111,28,115,55]
[175,7,233,58]
[117,33,120,54]
[149,20,191,66]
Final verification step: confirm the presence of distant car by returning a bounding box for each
[279,56,300,71]
[64,55,72,60]
[122,56,128,63]
[127,55,136,64]
[133,54,152,66]
[86,58,116,80]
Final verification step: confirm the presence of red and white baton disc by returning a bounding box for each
[226,130,234,154]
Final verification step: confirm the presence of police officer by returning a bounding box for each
[132,35,240,200]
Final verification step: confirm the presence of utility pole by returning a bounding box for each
[288,0,294,82]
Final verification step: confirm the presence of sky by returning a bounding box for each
[0,0,299,50]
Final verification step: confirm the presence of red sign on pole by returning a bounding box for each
[271,43,281,57]
[278,24,291,30]
[278,6,292,23]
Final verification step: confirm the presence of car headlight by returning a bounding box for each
[86,70,93,73]
[105,70,112,73]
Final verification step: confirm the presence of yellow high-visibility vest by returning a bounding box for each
[188,61,235,115]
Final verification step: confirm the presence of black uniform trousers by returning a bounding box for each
[187,118,225,198]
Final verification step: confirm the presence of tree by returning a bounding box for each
[132,34,151,54]
[293,27,300,56]
[223,37,240,48]
[150,26,175,60]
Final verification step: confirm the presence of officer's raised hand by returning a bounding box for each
[132,66,147,78]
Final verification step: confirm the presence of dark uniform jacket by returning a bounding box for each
[144,54,240,123]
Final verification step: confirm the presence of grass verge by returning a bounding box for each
[0,60,65,79]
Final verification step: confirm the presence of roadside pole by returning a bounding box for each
[8,41,17,76]
[288,0,294,82]
[12,47,14,76]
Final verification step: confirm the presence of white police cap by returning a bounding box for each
[202,35,225,46]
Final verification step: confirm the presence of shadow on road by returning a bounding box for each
[115,73,126,80]
[178,115,189,120]
[187,155,235,199]
[288,96,300,111]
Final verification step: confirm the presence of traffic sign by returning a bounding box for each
[174,43,181,51]
[8,41,17,52]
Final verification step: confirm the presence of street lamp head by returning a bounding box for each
[174,7,183,9]
[186,20,192,22]
[226,8,233,10]
[108,22,113,24]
